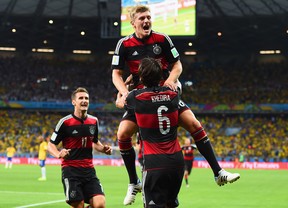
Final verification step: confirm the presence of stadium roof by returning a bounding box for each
[0,0,287,55]
[1,0,288,18]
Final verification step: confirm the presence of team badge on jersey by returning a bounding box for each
[70,190,76,198]
[153,44,162,55]
[89,126,96,135]
[171,47,179,58]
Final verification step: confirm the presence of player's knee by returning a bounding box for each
[117,125,135,140]
[118,137,133,150]
[179,110,202,130]
[117,131,132,140]
[91,195,105,208]
[179,118,201,133]
[69,200,84,207]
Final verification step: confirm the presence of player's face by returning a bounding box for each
[185,138,191,146]
[73,92,89,112]
[132,11,152,39]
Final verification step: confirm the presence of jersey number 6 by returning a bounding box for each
[157,105,170,135]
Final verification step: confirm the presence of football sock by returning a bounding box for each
[195,136,221,176]
[41,167,46,178]
[120,147,139,184]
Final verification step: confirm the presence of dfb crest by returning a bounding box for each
[89,126,96,135]
[153,44,162,55]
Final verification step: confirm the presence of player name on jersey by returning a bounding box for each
[151,94,171,102]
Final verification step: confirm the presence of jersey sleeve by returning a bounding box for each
[92,118,99,143]
[50,120,65,145]
[162,34,180,64]
[111,37,126,70]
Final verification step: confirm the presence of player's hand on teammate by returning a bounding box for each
[163,79,178,91]
[115,92,127,109]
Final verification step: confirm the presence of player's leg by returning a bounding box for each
[9,158,13,168]
[118,119,139,184]
[5,157,10,168]
[41,165,46,179]
[179,108,240,186]
[184,169,189,187]
[178,107,221,174]
[89,195,105,208]
[184,160,192,187]
[117,119,141,205]
[62,177,85,207]
[38,160,47,180]
[69,201,85,208]
[85,177,106,208]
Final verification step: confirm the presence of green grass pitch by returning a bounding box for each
[121,7,196,36]
[0,165,287,207]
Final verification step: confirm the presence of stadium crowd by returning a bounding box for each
[0,55,287,162]
[180,60,288,104]
[0,56,115,103]
[0,110,287,162]
[0,56,287,104]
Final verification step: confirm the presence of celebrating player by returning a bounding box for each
[182,138,197,187]
[126,57,184,207]
[111,4,240,206]
[48,87,112,208]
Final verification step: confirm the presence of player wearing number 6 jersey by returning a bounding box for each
[126,57,184,207]
[112,4,240,206]
[48,87,112,208]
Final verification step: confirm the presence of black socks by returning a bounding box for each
[195,136,221,176]
[120,147,139,184]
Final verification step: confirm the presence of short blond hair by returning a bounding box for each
[71,87,88,100]
[129,5,150,22]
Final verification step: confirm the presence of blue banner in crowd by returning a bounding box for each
[1,100,288,112]
[0,100,105,111]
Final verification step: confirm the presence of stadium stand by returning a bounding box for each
[0,0,287,164]
[0,56,287,104]
[0,110,287,162]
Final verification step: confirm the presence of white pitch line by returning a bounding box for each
[15,199,64,208]
[0,190,63,195]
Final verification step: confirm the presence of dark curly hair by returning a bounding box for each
[138,58,162,87]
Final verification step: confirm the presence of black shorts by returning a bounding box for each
[62,168,104,205]
[142,167,184,208]
[138,157,144,170]
[122,99,190,123]
[184,159,194,175]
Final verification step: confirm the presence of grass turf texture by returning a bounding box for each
[121,7,196,36]
[0,165,287,208]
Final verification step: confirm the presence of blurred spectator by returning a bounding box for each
[0,56,287,104]
[0,110,287,162]
[0,55,287,162]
